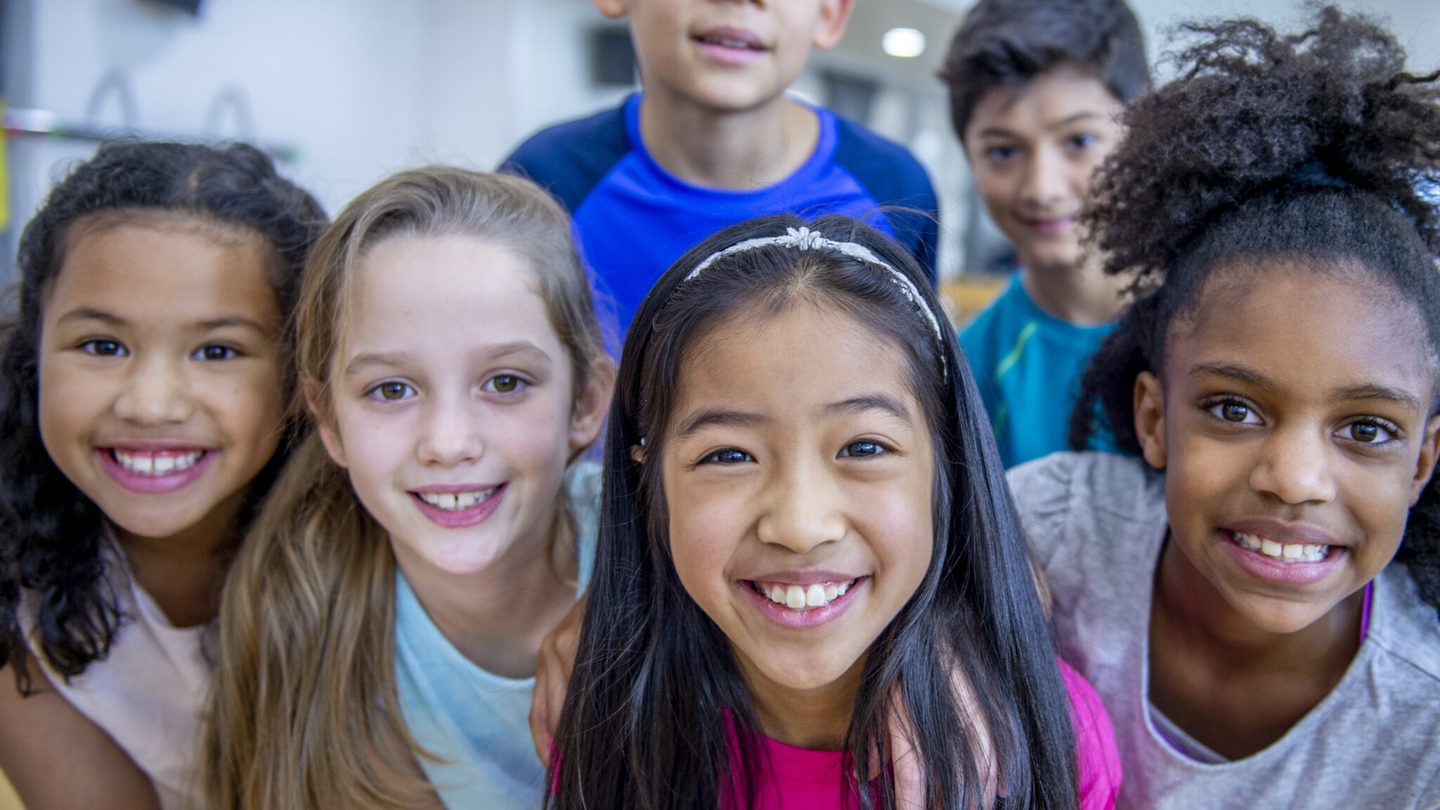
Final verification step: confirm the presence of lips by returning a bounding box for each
[97,445,215,494]
[738,573,867,629]
[1219,523,1349,586]
[410,482,506,529]
[692,26,768,66]
[1022,216,1076,236]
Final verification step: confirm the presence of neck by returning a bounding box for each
[1019,252,1127,326]
[739,653,865,750]
[114,487,250,628]
[1148,535,1362,757]
[638,88,818,190]
[395,497,579,679]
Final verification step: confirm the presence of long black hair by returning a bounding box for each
[1067,8,1440,611]
[0,140,326,690]
[550,214,1079,810]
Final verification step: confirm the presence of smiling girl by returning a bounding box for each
[549,214,1120,809]
[0,141,325,809]
[1033,9,1440,808]
[203,168,613,810]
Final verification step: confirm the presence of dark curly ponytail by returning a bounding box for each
[0,141,326,690]
[1068,8,1440,612]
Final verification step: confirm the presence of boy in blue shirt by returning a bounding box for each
[943,0,1151,467]
[502,0,938,337]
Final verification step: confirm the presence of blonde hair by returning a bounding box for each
[203,167,608,810]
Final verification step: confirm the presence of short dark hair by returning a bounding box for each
[941,0,1151,141]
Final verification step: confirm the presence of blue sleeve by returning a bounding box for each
[831,116,939,286]
[498,103,632,215]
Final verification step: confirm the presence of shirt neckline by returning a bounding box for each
[622,93,837,199]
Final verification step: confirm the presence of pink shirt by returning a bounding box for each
[727,659,1121,810]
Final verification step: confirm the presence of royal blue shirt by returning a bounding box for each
[501,94,938,337]
[960,275,1115,467]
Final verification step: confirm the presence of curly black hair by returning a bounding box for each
[940,0,1152,141]
[1067,8,1440,612]
[0,141,326,691]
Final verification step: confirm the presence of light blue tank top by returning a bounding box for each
[394,460,600,809]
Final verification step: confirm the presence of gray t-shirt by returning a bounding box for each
[1009,451,1440,810]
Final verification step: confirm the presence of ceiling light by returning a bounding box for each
[883,28,926,58]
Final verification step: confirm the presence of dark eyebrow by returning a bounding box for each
[673,408,768,440]
[976,112,1105,141]
[1330,383,1423,411]
[344,351,412,378]
[821,395,915,425]
[196,316,270,333]
[1188,362,1278,391]
[56,307,126,327]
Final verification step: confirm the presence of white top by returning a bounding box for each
[1010,451,1440,810]
[19,538,213,810]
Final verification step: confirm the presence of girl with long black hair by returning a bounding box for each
[548,214,1119,810]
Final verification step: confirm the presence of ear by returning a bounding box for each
[1133,371,1167,471]
[630,444,646,465]
[1409,414,1440,506]
[569,358,617,452]
[810,0,854,50]
[304,379,348,469]
[591,0,626,20]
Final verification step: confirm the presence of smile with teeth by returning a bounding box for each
[750,579,857,610]
[110,449,206,476]
[1231,531,1330,563]
[415,487,500,512]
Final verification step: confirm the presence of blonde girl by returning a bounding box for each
[203,168,613,809]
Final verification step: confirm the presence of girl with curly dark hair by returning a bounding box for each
[1012,7,1440,808]
[0,141,324,810]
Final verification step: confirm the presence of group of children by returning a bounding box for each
[0,0,1438,809]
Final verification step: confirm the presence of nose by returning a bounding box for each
[112,355,194,425]
[755,456,847,554]
[416,393,484,467]
[1248,424,1337,506]
[1019,145,1068,211]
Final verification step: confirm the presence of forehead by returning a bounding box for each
[344,234,559,354]
[1169,265,1438,405]
[671,301,922,425]
[966,62,1124,138]
[49,218,280,323]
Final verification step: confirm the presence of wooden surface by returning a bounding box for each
[940,274,1008,328]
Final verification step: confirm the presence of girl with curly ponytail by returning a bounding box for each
[1013,7,1440,808]
[0,141,324,810]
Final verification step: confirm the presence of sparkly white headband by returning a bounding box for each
[681,227,948,375]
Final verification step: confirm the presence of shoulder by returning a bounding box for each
[829,112,934,205]
[827,111,938,277]
[499,102,632,213]
[959,277,1023,360]
[1369,563,1440,685]
[1006,451,1163,562]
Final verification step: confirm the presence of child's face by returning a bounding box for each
[964,63,1125,274]
[1136,267,1440,633]
[593,0,851,112]
[318,235,607,582]
[37,220,287,542]
[660,302,935,699]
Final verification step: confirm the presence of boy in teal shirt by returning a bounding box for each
[943,0,1150,465]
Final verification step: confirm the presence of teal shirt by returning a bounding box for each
[959,275,1114,467]
[394,461,600,809]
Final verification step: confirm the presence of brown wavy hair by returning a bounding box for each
[202,167,609,809]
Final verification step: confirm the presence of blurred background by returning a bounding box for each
[1,0,1438,314]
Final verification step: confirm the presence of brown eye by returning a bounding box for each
[372,382,412,401]
[492,375,519,393]
[1222,404,1250,422]
[1351,423,1379,442]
